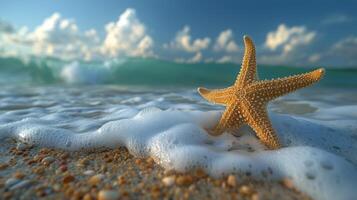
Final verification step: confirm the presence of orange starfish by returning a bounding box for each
[198,36,324,149]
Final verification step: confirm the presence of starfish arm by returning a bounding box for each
[250,68,325,101]
[244,102,281,149]
[210,101,244,135]
[234,35,257,87]
[197,87,234,105]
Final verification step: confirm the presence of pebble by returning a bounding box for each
[77,158,89,167]
[33,155,43,162]
[151,185,161,198]
[5,178,20,188]
[188,185,196,191]
[117,176,126,185]
[39,148,51,154]
[88,174,105,186]
[146,157,154,164]
[100,164,107,172]
[135,159,142,165]
[83,193,94,200]
[0,163,9,170]
[239,185,253,196]
[227,175,237,187]
[221,182,227,188]
[13,171,26,179]
[281,178,295,189]
[251,193,260,200]
[52,184,61,192]
[98,190,119,200]
[84,170,95,176]
[63,174,75,184]
[59,164,68,172]
[42,156,55,165]
[162,176,175,187]
[176,175,193,186]
[9,180,32,190]
[33,166,45,175]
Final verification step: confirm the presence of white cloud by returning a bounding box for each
[329,36,357,64]
[102,8,154,57]
[322,14,351,25]
[0,21,32,58]
[331,36,357,55]
[260,24,317,65]
[166,26,211,63]
[1,9,155,60]
[188,52,202,63]
[303,36,357,66]
[213,29,238,52]
[175,52,203,63]
[166,26,210,53]
[33,13,102,60]
[217,55,233,63]
[308,54,321,63]
[2,13,101,60]
[265,24,316,54]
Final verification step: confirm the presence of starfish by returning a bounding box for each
[198,36,324,149]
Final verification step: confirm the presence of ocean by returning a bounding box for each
[1,56,357,88]
[0,57,356,200]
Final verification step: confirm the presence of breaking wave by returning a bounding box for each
[0,56,356,87]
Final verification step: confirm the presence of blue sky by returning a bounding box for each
[0,0,356,67]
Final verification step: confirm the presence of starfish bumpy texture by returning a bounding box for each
[198,36,324,149]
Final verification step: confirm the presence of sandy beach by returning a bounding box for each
[1,1,357,200]
[0,86,356,200]
[0,139,312,200]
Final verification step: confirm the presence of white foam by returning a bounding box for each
[0,107,356,200]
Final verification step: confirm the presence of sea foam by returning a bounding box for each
[0,107,356,200]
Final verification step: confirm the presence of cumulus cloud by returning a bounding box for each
[260,24,317,65]
[28,13,101,60]
[166,26,210,53]
[166,26,211,63]
[213,29,238,52]
[102,8,154,57]
[0,13,101,60]
[0,9,155,60]
[265,24,316,54]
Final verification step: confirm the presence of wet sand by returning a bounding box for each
[0,139,311,200]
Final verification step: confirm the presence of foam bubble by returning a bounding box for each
[0,108,356,200]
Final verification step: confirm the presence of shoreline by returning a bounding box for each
[0,139,311,200]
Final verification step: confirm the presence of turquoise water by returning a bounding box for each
[0,56,356,88]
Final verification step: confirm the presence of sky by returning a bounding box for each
[0,0,356,67]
